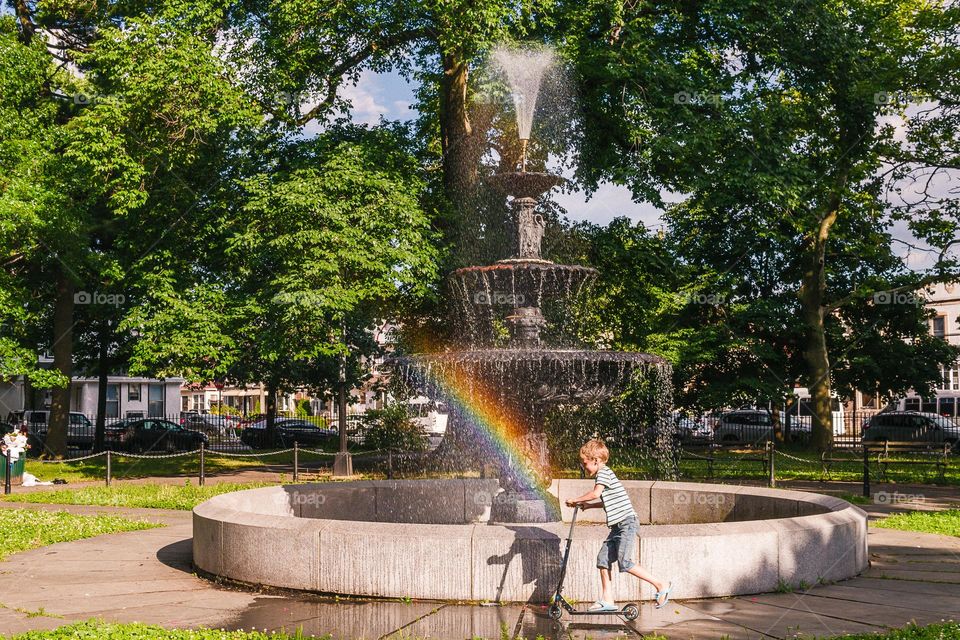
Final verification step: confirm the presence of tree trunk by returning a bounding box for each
[771,399,784,443]
[265,380,277,444]
[338,353,348,453]
[798,203,840,452]
[47,273,74,458]
[439,50,479,210]
[94,321,110,453]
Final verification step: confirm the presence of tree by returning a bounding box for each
[566,0,960,448]
[1,1,258,455]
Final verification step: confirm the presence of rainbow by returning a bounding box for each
[408,363,560,514]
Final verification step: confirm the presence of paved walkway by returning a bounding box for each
[0,481,957,639]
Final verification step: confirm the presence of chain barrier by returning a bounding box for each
[206,448,296,458]
[33,451,109,463]
[773,449,820,466]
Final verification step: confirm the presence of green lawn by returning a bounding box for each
[23,448,340,484]
[2,620,326,639]
[0,509,160,561]
[0,482,276,510]
[872,509,960,537]
[590,445,960,486]
[4,620,960,640]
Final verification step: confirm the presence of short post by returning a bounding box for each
[862,443,870,498]
[106,450,112,487]
[767,441,776,488]
[293,441,299,482]
[387,450,393,480]
[3,450,10,495]
[199,441,206,487]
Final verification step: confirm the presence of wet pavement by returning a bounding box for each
[0,481,959,639]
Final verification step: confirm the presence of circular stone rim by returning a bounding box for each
[193,480,868,603]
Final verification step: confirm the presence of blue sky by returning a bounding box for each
[337,69,666,230]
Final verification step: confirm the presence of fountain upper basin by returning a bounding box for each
[193,479,867,602]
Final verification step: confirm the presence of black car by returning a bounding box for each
[240,418,339,449]
[121,419,208,453]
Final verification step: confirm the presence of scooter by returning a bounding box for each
[547,505,640,621]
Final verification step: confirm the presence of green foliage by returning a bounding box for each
[0,509,159,561]
[362,404,428,452]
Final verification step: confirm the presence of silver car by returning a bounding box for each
[714,410,811,445]
[862,411,960,449]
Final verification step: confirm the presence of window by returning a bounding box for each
[128,383,141,402]
[181,396,189,411]
[148,384,165,417]
[106,384,120,419]
[922,397,938,414]
[939,397,955,417]
[933,316,946,338]
[905,397,921,411]
[861,393,879,409]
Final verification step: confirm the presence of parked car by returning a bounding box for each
[674,414,713,444]
[7,410,95,448]
[121,419,208,453]
[180,413,237,436]
[240,418,338,449]
[862,411,960,449]
[713,410,810,445]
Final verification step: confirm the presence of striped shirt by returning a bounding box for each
[596,465,636,527]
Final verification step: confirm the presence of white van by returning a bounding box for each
[406,397,448,447]
[787,388,846,435]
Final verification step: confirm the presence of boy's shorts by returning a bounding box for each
[597,515,638,573]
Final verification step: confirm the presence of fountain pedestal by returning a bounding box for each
[490,489,559,523]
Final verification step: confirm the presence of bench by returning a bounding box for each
[865,441,953,482]
[681,444,771,478]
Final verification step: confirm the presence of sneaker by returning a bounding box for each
[587,600,616,612]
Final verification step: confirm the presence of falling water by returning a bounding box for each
[491,45,557,141]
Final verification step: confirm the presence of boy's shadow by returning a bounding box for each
[486,525,562,605]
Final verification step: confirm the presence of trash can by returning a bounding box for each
[4,456,25,486]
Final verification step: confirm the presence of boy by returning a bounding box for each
[566,439,673,611]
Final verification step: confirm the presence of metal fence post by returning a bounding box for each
[106,450,111,487]
[387,450,393,479]
[199,441,205,487]
[293,441,299,482]
[862,444,870,498]
[767,441,776,488]
[3,450,10,495]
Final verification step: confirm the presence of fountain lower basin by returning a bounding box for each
[193,480,868,603]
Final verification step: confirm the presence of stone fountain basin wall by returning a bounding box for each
[193,480,868,603]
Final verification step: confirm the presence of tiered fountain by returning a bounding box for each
[397,46,672,522]
[193,46,869,606]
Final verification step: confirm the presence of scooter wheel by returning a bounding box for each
[548,604,563,620]
[622,603,640,621]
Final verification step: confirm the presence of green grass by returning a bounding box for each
[4,620,960,640]
[23,448,341,484]
[815,621,960,638]
[3,620,324,639]
[0,482,276,510]
[872,509,960,537]
[582,445,960,486]
[0,509,159,561]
